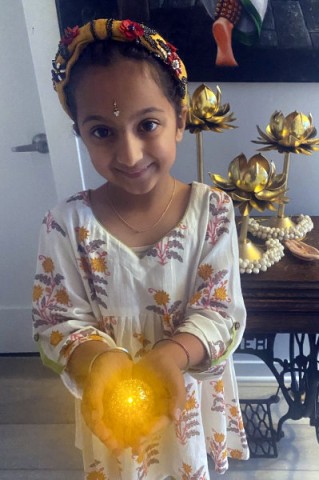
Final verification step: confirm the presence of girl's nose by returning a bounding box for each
[116,132,143,167]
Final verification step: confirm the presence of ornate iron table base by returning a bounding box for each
[238,333,319,457]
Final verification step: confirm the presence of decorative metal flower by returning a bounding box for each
[252,111,319,154]
[210,153,288,216]
[186,84,236,134]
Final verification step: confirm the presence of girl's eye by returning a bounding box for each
[91,127,110,138]
[140,120,158,133]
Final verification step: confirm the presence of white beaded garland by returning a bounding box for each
[239,238,285,274]
[247,215,313,242]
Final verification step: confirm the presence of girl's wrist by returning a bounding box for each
[88,347,132,375]
[152,338,190,372]
[152,334,209,372]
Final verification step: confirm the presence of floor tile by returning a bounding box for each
[0,424,82,470]
[0,470,83,480]
[0,378,75,424]
[220,470,319,480]
[225,424,319,471]
[0,356,53,380]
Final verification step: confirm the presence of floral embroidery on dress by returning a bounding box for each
[147,225,187,265]
[75,227,109,309]
[133,332,152,358]
[206,190,230,246]
[60,329,106,359]
[50,330,64,346]
[32,255,72,328]
[208,340,228,363]
[146,289,183,335]
[175,383,200,445]
[226,402,248,453]
[178,461,207,479]
[67,190,90,205]
[98,316,117,341]
[206,361,226,377]
[207,430,228,474]
[134,440,160,480]
[42,210,66,236]
[85,460,109,480]
[189,264,231,312]
[210,379,226,414]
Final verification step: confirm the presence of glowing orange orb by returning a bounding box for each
[110,379,154,419]
[104,379,155,446]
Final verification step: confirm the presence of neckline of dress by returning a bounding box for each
[86,181,202,258]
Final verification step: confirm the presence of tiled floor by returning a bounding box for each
[0,356,318,479]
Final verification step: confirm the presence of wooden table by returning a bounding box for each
[237,216,319,457]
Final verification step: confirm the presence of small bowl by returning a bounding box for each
[284,239,319,261]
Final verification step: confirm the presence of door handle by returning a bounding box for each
[11,133,49,154]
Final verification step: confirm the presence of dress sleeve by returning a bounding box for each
[175,189,246,380]
[32,208,116,396]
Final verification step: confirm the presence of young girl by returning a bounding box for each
[32,18,249,479]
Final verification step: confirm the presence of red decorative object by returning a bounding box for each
[119,20,144,41]
[60,26,80,46]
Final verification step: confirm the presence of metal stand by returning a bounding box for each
[240,394,280,457]
[238,333,319,457]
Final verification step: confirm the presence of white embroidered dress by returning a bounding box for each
[32,182,249,480]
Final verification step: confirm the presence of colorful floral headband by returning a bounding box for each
[52,18,188,118]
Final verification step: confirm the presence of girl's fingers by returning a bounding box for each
[131,415,171,455]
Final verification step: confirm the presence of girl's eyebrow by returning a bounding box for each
[82,115,108,126]
[81,107,165,126]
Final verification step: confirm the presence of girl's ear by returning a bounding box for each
[176,106,188,143]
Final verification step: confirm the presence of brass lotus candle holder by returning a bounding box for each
[186,84,236,182]
[210,153,286,273]
[250,111,318,240]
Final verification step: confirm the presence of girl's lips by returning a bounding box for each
[116,164,153,178]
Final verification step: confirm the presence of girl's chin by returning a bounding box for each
[108,167,164,194]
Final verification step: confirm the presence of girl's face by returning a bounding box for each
[74,59,186,195]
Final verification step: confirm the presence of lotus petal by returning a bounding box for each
[191,84,218,119]
[269,172,287,189]
[228,154,248,182]
[230,190,251,202]
[238,202,252,216]
[255,189,285,201]
[210,173,234,190]
[249,198,267,212]
[286,112,312,138]
[241,156,270,193]
[268,111,287,139]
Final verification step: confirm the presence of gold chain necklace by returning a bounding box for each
[106,178,176,234]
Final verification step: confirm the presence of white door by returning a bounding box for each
[0,0,87,353]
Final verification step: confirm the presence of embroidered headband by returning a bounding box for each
[52,18,188,118]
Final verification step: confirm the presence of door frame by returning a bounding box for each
[22,0,84,201]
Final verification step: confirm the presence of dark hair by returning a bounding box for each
[65,39,183,127]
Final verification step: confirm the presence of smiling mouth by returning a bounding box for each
[117,164,153,178]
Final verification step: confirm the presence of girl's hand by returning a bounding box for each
[81,351,133,455]
[131,346,186,453]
